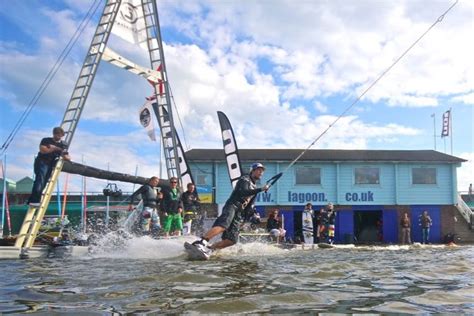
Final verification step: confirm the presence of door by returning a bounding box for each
[336,209,353,243]
[383,209,398,244]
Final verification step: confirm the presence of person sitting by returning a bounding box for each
[266,209,286,243]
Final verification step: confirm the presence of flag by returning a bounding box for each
[112,0,148,49]
[441,110,450,137]
[139,101,156,141]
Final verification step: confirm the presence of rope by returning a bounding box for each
[168,84,191,151]
[282,0,459,174]
[0,0,103,155]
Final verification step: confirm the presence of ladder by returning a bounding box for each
[141,0,182,182]
[15,0,122,255]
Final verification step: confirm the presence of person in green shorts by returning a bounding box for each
[162,177,184,237]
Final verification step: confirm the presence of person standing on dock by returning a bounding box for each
[400,212,411,244]
[327,203,336,244]
[129,176,162,236]
[162,177,184,237]
[181,183,201,235]
[27,127,70,207]
[419,210,432,244]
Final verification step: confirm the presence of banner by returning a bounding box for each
[112,0,148,49]
[441,110,450,137]
[139,101,156,141]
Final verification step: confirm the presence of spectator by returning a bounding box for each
[181,183,200,235]
[267,209,286,243]
[28,127,71,207]
[327,203,336,244]
[419,210,433,244]
[129,176,162,236]
[400,212,411,244]
[317,207,328,243]
[162,177,184,237]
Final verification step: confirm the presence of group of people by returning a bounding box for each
[300,202,337,244]
[400,210,433,244]
[129,177,202,237]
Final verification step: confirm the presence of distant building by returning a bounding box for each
[0,178,16,193]
[187,149,470,244]
[15,177,33,193]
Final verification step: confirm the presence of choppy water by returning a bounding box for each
[1,236,473,314]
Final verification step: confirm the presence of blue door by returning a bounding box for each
[383,209,398,244]
[280,210,294,241]
[336,209,353,244]
[411,206,441,243]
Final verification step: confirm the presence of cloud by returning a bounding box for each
[457,152,474,193]
[451,92,474,106]
[1,0,472,196]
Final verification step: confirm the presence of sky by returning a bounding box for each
[0,0,473,194]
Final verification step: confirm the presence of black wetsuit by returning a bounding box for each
[182,190,200,222]
[130,184,160,208]
[213,174,264,243]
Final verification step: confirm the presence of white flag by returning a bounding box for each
[139,101,156,141]
[112,0,148,49]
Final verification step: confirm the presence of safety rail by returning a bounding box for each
[457,194,473,228]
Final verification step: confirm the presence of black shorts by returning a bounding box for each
[213,203,242,243]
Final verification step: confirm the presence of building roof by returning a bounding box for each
[16,176,33,184]
[185,149,467,163]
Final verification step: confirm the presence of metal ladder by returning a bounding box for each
[14,0,122,255]
[141,0,182,182]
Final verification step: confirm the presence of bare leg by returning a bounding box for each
[210,239,235,249]
[203,226,226,240]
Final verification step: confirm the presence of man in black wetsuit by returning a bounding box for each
[192,162,269,256]
[27,127,71,206]
[181,183,201,235]
[129,176,162,235]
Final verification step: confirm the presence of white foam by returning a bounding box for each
[88,232,196,259]
[217,241,288,258]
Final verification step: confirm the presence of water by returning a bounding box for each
[1,237,473,314]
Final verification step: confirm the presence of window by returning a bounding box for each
[355,167,380,184]
[194,171,210,186]
[412,167,436,184]
[295,167,321,185]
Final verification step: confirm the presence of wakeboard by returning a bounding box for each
[184,241,210,261]
[317,242,335,249]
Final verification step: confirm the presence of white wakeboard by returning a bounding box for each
[184,242,210,261]
[302,211,314,244]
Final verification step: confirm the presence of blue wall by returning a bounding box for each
[190,161,458,206]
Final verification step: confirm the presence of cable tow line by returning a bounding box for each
[269,0,459,182]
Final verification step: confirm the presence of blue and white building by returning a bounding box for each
[187,149,469,244]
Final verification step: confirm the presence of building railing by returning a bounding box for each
[457,194,473,227]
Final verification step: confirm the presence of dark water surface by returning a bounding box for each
[1,238,473,314]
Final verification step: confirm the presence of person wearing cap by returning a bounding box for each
[27,126,71,206]
[191,162,270,257]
